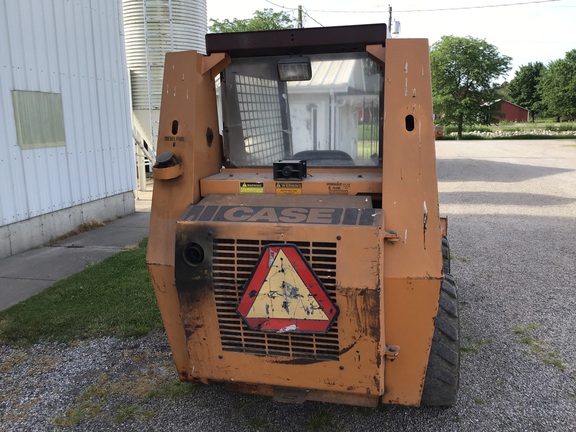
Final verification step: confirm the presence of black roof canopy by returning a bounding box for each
[205,23,387,58]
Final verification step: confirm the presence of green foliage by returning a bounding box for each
[508,62,546,121]
[539,50,576,120]
[430,36,511,139]
[497,81,510,100]
[209,8,294,33]
[0,239,163,346]
[146,379,197,399]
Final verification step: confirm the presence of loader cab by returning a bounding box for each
[218,52,383,168]
[202,24,387,205]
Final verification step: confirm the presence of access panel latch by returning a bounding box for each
[273,159,307,180]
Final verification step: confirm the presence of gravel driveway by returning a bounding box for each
[2,139,575,431]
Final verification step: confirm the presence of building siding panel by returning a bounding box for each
[0,0,135,227]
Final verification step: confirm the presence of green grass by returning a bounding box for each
[513,323,568,372]
[0,239,163,346]
[113,404,157,423]
[53,406,87,427]
[439,133,576,140]
[246,415,274,431]
[450,254,471,263]
[52,371,185,427]
[443,121,576,133]
[53,381,108,427]
[146,379,197,399]
[362,120,576,143]
[461,336,491,355]
[493,121,576,132]
[357,122,379,140]
[304,408,347,432]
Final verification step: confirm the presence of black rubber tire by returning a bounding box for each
[421,274,460,406]
[442,236,451,275]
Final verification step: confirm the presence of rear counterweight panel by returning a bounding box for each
[174,194,383,397]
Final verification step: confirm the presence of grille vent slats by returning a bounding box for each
[212,238,339,361]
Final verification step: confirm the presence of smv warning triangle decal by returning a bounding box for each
[237,244,338,334]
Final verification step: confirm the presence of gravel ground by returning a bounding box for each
[1,140,575,431]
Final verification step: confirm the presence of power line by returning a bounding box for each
[263,0,561,26]
[264,0,299,12]
[302,8,324,26]
[301,0,561,14]
[396,0,562,13]
[264,1,325,27]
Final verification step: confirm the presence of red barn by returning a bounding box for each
[495,100,530,122]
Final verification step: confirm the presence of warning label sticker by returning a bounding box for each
[327,182,350,195]
[275,182,302,195]
[239,182,264,194]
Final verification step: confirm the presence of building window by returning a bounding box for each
[12,90,66,149]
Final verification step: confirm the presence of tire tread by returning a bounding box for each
[421,255,460,407]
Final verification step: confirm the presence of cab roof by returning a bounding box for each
[205,23,387,58]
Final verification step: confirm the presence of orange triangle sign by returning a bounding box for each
[237,244,338,334]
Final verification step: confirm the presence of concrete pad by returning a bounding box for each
[107,212,150,229]
[0,246,118,282]
[0,192,143,260]
[56,226,148,249]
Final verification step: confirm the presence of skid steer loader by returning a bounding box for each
[147,23,459,407]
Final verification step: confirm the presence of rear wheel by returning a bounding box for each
[442,236,451,274]
[421,272,460,406]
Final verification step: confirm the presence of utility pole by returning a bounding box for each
[298,5,303,28]
[388,4,392,37]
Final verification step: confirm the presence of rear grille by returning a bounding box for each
[213,239,340,361]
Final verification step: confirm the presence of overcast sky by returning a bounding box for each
[207,0,576,81]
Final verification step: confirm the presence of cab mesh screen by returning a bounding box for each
[236,75,286,165]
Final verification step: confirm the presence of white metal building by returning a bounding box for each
[0,0,135,259]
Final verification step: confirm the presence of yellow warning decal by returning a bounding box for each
[275,182,302,195]
[239,182,264,194]
[246,249,329,321]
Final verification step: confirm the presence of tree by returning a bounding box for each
[538,50,576,121]
[209,8,294,33]
[508,62,546,121]
[430,36,511,139]
[497,81,510,100]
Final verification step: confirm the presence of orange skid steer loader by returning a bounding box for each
[147,23,459,408]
